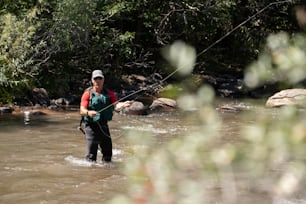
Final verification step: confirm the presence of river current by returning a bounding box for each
[0,98,305,204]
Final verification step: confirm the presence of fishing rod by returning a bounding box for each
[77,0,293,135]
[94,0,292,115]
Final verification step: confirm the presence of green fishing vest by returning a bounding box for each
[84,88,114,123]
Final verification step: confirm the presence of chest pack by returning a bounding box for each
[83,87,114,123]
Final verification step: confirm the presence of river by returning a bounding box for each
[0,98,305,204]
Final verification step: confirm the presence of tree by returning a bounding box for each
[0,0,303,103]
[0,7,45,103]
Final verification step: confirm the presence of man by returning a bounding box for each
[80,70,117,162]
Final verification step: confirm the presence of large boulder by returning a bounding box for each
[115,101,147,115]
[149,98,177,112]
[266,89,306,108]
[126,101,147,115]
[115,98,177,115]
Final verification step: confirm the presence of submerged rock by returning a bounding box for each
[217,103,250,112]
[0,107,13,114]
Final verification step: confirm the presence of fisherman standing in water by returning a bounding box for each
[80,70,117,162]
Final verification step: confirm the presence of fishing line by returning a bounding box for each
[96,121,113,139]
[95,0,292,114]
[79,0,291,136]
[197,0,292,57]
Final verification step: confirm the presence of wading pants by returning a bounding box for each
[84,121,112,162]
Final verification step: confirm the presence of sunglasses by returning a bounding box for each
[93,77,103,80]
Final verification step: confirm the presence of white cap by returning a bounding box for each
[91,70,104,79]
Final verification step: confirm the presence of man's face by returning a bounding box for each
[92,77,104,88]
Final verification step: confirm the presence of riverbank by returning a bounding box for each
[1,72,281,115]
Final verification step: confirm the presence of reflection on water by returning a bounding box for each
[0,99,305,204]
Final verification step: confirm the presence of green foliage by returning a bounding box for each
[245,32,306,88]
[1,1,306,202]
[109,34,306,204]
[0,8,45,94]
[0,0,302,101]
[0,0,37,15]
[0,87,13,104]
[52,0,96,50]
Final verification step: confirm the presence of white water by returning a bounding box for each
[65,149,124,167]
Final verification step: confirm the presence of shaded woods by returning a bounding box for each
[0,0,305,104]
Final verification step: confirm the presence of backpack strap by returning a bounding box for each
[79,87,94,131]
[87,86,94,106]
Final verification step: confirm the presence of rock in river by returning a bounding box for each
[266,89,306,108]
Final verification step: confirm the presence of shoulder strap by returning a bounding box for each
[86,87,94,105]
[79,87,93,126]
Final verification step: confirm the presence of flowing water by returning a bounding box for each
[0,99,305,204]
